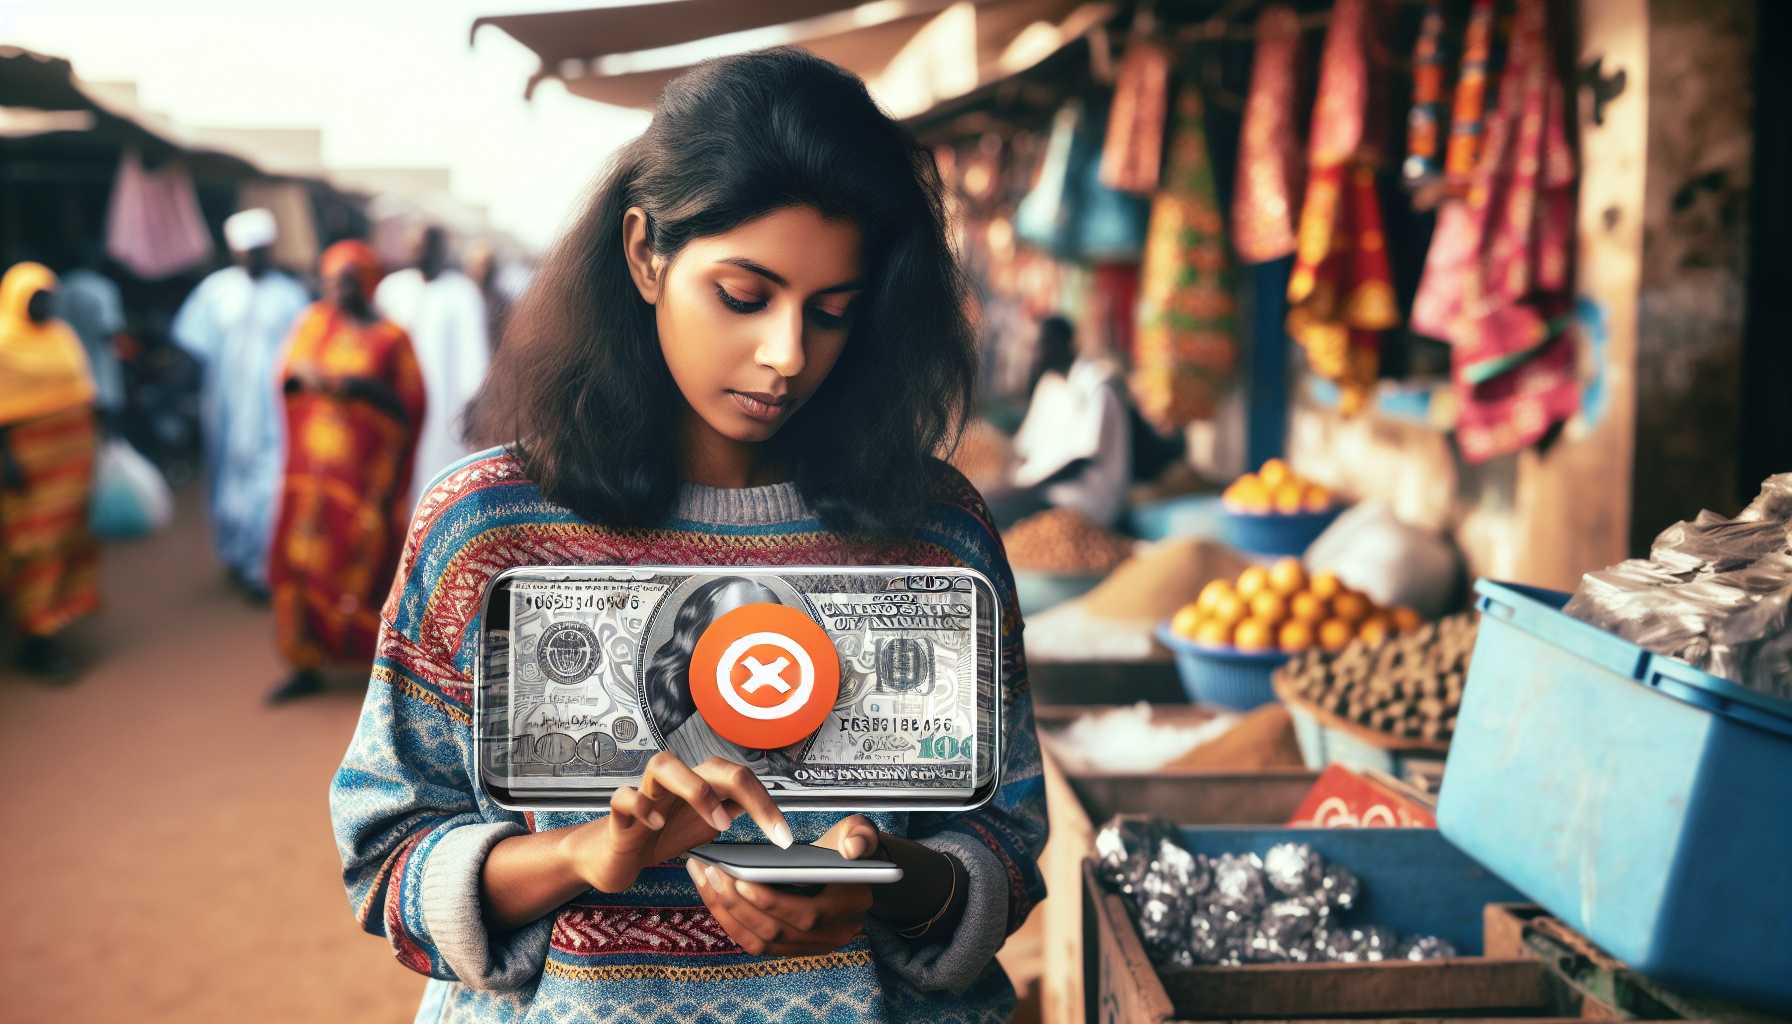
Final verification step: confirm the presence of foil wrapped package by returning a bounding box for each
[1565,473,1792,700]
[1095,816,1463,969]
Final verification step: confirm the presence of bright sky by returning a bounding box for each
[1,0,654,250]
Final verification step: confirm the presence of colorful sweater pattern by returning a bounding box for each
[328,449,1047,1024]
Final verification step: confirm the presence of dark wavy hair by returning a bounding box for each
[465,47,975,535]
[642,577,779,742]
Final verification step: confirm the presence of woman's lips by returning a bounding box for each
[728,390,791,422]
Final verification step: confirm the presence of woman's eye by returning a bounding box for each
[807,305,851,330]
[715,284,766,314]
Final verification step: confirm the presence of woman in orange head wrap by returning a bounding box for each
[0,262,101,677]
[266,240,427,703]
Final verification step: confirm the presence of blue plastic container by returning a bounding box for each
[1013,569,1103,616]
[1438,580,1792,1011]
[1172,826,1522,955]
[1222,504,1343,557]
[1127,494,1227,542]
[1156,625,1287,710]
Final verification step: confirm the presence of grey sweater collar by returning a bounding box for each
[672,480,813,525]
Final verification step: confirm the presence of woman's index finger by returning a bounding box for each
[694,759,793,848]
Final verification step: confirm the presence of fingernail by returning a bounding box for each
[710,808,734,832]
[769,820,794,849]
[706,866,727,890]
[687,860,704,887]
[844,837,865,859]
[647,811,666,830]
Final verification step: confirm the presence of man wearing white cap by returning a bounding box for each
[172,207,310,599]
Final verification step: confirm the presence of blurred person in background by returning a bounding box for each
[0,262,100,679]
[374,224,489,506]
[265,241,425,705]
[52,247,127,434]
[172,208,309,600]
[464,239,512,353]
[1001,313,1132,528]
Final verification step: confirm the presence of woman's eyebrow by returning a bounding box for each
[717,257,862,295]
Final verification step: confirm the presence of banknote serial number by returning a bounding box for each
[839,716,955,734]
[521,591,640,611]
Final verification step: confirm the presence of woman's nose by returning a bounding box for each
[753,307,807,378]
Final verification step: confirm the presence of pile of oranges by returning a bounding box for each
[1169,559,1421,654]
[1222,458,1335,515]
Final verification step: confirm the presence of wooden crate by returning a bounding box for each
[1036,704,1317,1024]
[1085,862,1694,1024]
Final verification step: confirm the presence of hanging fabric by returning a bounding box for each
[1232,3,1303,263]
[1410,0,1578,463]
[1099,34,1172,195]
[1285,0,1397,416]
[1131,85,1237,429]
[1403,0,1448,197]
[104,150,215,280]
[1443,0,1497,183]
[1016,93,1150,263]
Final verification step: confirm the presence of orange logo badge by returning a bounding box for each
[690,603,840,750]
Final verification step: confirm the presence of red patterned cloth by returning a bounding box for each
[269,304,425,669]
[1233,3,1303,263]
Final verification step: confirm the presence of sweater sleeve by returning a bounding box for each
[876,472,1049,993]
[328,621,553,989]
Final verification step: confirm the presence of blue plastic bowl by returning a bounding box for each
[1155,624,1289,710]
[1013,569,1103,616]
[1126,494,1228,542]
[1221,502,1344,557]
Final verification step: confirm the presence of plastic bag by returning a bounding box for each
[1304,502,1463,619]
[89,438,172,539]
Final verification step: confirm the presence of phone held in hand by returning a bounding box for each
[688,842,904,886]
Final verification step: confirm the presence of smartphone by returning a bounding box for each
[688,842,904,886]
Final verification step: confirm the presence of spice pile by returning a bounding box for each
[1169,559,1421,653]
[1275,611,1478,741]
[1004,508,1135,575]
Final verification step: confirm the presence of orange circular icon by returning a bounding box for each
[689,603,840,750]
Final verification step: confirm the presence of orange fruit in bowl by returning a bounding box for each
[1309,570,1344,601]
[1197,579,1234,613]
[1274,481,1307,514]
[1171,604,1205,639]
[1278,620,1314,652]
[1235,565,1271,599]
[1357,614,1392,646]
[1391,606,1422,632]
[1303,483,1334,512]
[1268,558,1307,595]
[1225,475,1269,512]
[1250,591,1288,625]
[1259,458,1292,489]
[1209,591,1247,626]
[1289,592,1326,624]
[1195,620,1232,648]
[1233,617,1275,652]
[1318,618,1354,652]
[1330,590,1371,624]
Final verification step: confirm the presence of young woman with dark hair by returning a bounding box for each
[329,48,1045,1024]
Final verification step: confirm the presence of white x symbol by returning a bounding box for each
[739,655,793,694]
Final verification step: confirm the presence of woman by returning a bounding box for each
[266,241,425,703]
[328,49,1044,1024]
[0,262,100,678]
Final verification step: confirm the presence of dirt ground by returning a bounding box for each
[0,490,1042,1023]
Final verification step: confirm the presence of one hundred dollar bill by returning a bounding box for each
[475,567,1001,811]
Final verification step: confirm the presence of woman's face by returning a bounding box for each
[628,205,863,445]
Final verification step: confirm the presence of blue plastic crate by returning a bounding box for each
[1438,580,1792,1011]
[1156,625,1287,710]
[1284,698,1447,779]
[1222,504,1342,557]
[1170,826,1522,955]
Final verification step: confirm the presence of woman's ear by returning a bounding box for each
[622,206,663,304]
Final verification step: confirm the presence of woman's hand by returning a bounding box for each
[560,752,793,894]
[688,815,880,956]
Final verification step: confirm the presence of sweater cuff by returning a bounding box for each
[419,821,553,990]
[864,831,1009,994]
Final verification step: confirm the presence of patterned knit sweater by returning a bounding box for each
[328,449,1047,1024]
